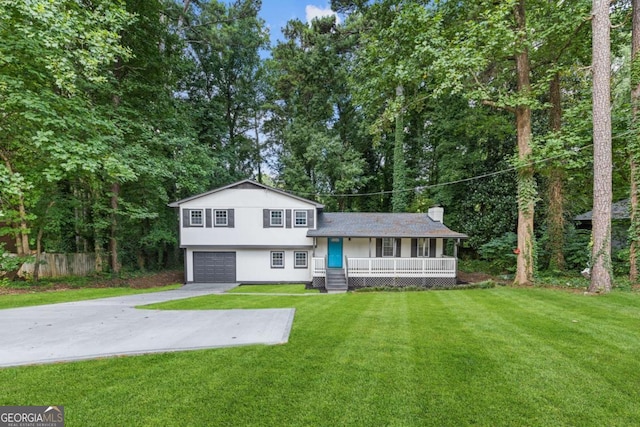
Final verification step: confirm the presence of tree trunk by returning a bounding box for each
[629,0,640,284]
[16,194,30,256]
[33,201,54,281]
[392,84,407,213]
[95,239,104,273]
[514,0,535,285]
[0,152,30,256]
[547,73,566,271]
[590,0,613,293]
[33,225,44,281]
[110,182,121,274]
[109,88,121,275]
[254,109,262,183]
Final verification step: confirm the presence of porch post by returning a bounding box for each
[454,239,459,258]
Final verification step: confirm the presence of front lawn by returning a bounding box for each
[0,285,181,310]
[2,288,640,426]
[226,284,319,294]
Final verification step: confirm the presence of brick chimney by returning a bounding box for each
[427,206,444,223]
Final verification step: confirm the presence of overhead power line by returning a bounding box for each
[295,143,593,199]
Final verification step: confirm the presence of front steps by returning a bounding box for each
[325,268,348,293]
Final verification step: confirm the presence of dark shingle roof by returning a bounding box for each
[307,212,467,238]
[574,199,630,221]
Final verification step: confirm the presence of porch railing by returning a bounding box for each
[311,257,457,278]
[312,256,326,277]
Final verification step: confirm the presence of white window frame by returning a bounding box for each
[189,209,204,227]
[214,210,228,227]
[271,251,285,268]
[417,238,430,257]
[294,210,308,227]
[382,238,395,257]
[270,210,284,227]
[294,251,308,268]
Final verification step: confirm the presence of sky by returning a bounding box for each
[258,1,341,45]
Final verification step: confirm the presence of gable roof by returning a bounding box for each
[168,179,324,208]
[308,212,467,239]
[574,199,630,221]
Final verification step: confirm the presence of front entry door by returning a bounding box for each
[327,237,343,268]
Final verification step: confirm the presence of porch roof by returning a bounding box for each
[574,199,630,221]
[307,212,467,239]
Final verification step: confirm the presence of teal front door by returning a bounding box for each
[327,237,343,268]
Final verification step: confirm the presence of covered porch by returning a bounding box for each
[312,256,457,278]
[307,211,468,289]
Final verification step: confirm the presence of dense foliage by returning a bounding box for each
[0,0,635,283]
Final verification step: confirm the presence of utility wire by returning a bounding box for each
[294,143,593,199]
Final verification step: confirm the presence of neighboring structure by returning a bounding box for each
[574,199,630,249]
[574,199,630,222]
[169,180,467,290]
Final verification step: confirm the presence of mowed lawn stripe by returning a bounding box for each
[328,294,422,426]
[422,291,550,425]
[2,289,640,426]
[464,289,640,425]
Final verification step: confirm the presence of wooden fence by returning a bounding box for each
[19,253,97,278]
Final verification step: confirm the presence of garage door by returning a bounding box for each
[193,252,236,283]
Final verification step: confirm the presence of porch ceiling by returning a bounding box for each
[307,212,467,239]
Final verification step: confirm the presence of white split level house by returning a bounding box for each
[169,180,468,291]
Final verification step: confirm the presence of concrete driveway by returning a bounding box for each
[0,284,295,368]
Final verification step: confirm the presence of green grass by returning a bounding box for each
[2,288,640,426]
[226,284,319,294]
[0,285,181,309]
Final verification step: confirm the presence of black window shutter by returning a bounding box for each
[376,239,382,257]
[228,209,235,228]
[307,209,315,228]
[263,209,270,228]
[182,209,190,228]
[395,238,402,257]
[429,239,437,258]
[411,239,417,257]
[205,209,212,228]
[286,209,292,228]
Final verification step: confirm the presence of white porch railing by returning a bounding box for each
[313,257,326,277]
[312,257,457,278]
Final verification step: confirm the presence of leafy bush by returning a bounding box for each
[613,248,630,277]
[458,259,494,274]
[563,228,591,272]
[534,273,589,290]
[478,232,518,274]
[0,243,30,280]
[353,282,496,292]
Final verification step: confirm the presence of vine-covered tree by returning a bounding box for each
[590,0,613,292]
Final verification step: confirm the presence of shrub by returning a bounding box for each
[478,232,518,274]
[563,228,591,272]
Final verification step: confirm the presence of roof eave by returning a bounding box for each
[168,179,324,209]
[307,232,468,239]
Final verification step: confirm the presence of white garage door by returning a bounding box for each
[193,252,236,283]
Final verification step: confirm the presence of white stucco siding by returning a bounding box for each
[236,249,312,282]
[185,247,312,283]
[400,239,412,257]
[314,238,327,258]
[314,237,444,258]
[344,238,374,257]
[179,188,317,247]
[313,238,373,258]
[182,188,316,209]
